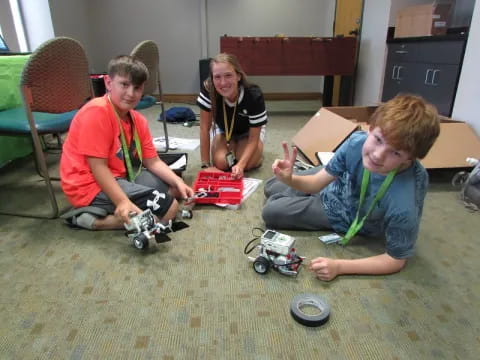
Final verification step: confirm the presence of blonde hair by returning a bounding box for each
[203,53,253,121]
[369,94,440,159]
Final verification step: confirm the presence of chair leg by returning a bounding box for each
[157,74,169,153]
[158,101,170,154]
[54,133,62,148]
[32,130,61,218]
[0,138,61,219]
[0,89,63,219]
[31,137,61,181]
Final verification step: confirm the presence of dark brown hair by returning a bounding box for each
[108,55,149,86]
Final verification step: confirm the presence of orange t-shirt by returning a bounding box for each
[60,95,157,207]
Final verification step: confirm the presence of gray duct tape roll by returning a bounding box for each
[290,293,330,327]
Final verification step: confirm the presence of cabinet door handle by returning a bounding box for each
[391,65,397,80]
[432,69,440,86]
[424,69,433,85]
[395,50,408,54]
[397,66,403,80]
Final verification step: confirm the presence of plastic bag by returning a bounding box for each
[452,159,480,211]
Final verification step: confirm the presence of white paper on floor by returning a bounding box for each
[153,137,200,151]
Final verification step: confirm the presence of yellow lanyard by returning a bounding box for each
[107,95,143,181]
[222,98,237,145]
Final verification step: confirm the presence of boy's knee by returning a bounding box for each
[263,176,277,198]
[143,189,176,220]
[262,203,283,229]
[264,177,290,199]
[161,198,178,222]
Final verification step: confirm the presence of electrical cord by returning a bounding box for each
[243,237,260,254]
[243,227,265,254]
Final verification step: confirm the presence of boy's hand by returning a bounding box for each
[309,257,340,281]
[174,180,194,200]
[272,141,297,185]
[115,199,142,224]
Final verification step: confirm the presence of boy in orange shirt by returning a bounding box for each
[61,55,193,230]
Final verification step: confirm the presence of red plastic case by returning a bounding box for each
[193,171,243,204]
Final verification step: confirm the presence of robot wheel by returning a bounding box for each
[133,233,149,250]
[253,256,270,275]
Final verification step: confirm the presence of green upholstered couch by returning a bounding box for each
[0,55,32,167]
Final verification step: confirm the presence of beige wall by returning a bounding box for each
[0,0,21,51]
[452,1,480,135]
[48,0,334,95]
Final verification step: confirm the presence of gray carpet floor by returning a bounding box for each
[0,101,479,359]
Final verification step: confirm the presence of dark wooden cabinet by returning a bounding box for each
[220,36,357,76]
[220,36,357,105]
[382,36,466,116]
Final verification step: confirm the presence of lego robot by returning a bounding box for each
[124,209,172,250]
[247,230,304,276]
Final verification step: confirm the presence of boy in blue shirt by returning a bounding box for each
[262,95,440,281]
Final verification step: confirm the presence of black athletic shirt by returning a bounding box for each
[196,83,268,135]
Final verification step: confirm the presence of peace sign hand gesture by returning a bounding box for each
[272,141,297,186]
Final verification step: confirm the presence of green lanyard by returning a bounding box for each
[108,96,143,181]
[222,98,237,145]
[340,168,397,245]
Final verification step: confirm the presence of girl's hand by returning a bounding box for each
[231,164,244,179]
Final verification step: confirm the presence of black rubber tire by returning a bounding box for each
[133,233,149,250]
[253,256,270,275]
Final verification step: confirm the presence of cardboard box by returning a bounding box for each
[394,2,452,38]
[292,106,480,169]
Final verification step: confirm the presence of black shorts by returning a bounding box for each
[90,170,174,218]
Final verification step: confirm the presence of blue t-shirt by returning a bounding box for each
[322,131,428,259]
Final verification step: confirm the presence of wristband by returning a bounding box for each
[201,162,210,169]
